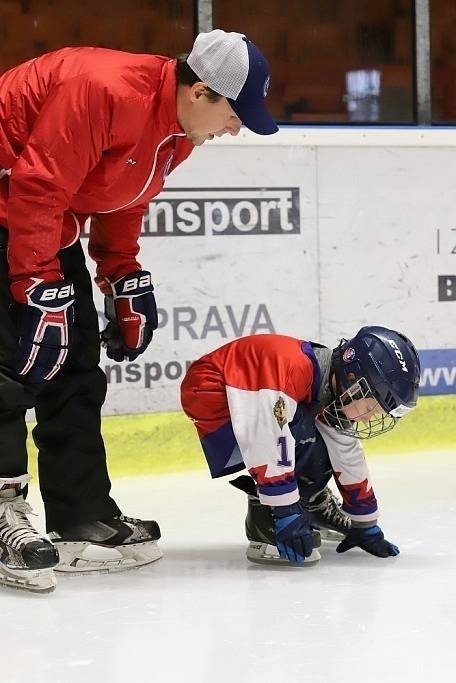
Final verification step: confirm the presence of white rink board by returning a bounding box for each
[317,145,455,347]
[85,143,319,414]
[82,129,455,414]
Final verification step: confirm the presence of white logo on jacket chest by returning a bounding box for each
[127,158,137,166]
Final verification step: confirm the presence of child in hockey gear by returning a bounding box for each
[49,516,161,573]
[181,326,420,567]
[0,476,59,592]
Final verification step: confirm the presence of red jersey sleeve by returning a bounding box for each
[88,203,148,292]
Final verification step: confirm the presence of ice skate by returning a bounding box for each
[50,514,162,573]
[246,538,321,567]
[305,487,351,542]
[0,480,59,593]
[230,476,321,567]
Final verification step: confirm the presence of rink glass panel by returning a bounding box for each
[0,0,193,72]
[214,0,415,124]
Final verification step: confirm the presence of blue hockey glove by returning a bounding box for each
[13,280,75,384]
[272,502,316,563]
[100,270,158,362]
[336,525,399,558]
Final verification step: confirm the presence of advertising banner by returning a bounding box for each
[82,137,455,414]
[419,349,456,395]
[85,144,320,414]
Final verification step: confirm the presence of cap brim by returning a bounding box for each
[228,98,278,135]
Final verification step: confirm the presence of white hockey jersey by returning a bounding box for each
[181,334,378,523]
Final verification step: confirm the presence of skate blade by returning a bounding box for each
[54,540,163,574]
[0,566,56,593]
[319,528,346,542]
[246,542,321,567]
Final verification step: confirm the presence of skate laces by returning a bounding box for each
[0,497,43,549]
[308,489,351,529]
[118,514,140,525]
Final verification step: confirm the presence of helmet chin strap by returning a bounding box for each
[328,340,347,405]
[328,367,338,402]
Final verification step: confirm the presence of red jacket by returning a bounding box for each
[0,47,194,301]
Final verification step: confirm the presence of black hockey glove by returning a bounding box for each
[13,280,75,384]
[101,270,158,362]
[272,502,317,563]
[336,525,399,558]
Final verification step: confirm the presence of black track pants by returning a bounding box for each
[0,229,120,531]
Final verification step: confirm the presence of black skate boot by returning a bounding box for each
[0,480,59,593]
[49,515,161,573]
[304,487,351,542]
[230,476,321,566]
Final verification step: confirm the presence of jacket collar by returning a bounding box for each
[158,58,186,136]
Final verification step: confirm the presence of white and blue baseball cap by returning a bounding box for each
[187,29,278,135]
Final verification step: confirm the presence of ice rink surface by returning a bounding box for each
[2,450,456,683]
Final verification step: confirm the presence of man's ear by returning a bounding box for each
[190,81,207,102]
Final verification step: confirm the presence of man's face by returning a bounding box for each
[178,83,242,146]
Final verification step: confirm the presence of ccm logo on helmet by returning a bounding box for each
[387,339,409,373]
[39,284,74,301]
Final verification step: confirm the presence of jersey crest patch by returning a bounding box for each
[273,397,287,428]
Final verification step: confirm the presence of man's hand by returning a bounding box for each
[272,502,317,563]
[101,270,158,362]
[13,279,75,384]
[336,525,399,557]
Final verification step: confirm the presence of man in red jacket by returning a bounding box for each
[0,29,277,592]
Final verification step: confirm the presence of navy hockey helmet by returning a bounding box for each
[333,326,420,415]
[320,326,421,439]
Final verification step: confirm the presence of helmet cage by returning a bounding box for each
[319,376,397,439]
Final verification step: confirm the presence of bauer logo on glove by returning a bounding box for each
[101,270,158,362]
[119,273,152,294]
[13,279,75,384]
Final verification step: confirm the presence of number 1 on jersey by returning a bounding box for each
[277,435,292,467]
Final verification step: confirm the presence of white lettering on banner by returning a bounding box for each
[143,188,300,236]
[231,201,259,232]
[387,339,408,372]
[205,201,230,233]
[420,366,456,388]
[176,201,200,233]
[438,275,456,301]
